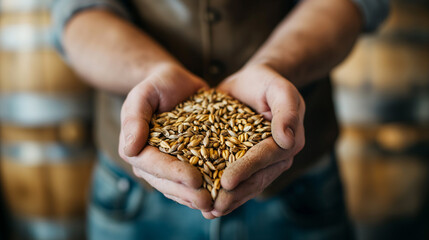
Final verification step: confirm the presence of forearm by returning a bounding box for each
[248,0,363,88]
[63,9,180,94]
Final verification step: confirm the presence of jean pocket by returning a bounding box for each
[90,162,144,220]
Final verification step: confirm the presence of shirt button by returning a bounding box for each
[208,61,224,76]
[205,8,221,23]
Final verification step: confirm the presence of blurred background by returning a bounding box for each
[0,0,428,239]
[0,0,94,239]
[333,0,429,239]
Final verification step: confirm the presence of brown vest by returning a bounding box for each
[96,0,339,195]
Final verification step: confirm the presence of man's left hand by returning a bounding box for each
[202,64,306,219]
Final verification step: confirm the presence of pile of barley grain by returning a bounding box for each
[148,89,271,200]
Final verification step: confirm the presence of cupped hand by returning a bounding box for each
[118,63,213,211]
[202,64,306,219]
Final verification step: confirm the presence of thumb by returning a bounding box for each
[120,81,159,157]
[266,81,303,150]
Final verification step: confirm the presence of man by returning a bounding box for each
[53,0,388,239]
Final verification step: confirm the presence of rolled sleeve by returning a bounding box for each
[351,0,390,32]
[52,0,131,58]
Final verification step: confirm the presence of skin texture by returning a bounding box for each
[63,0,362,219]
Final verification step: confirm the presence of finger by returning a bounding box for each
[148,65,209,113]
[201,211,217,220]
[292,104,306,155]
[221,138,291,190]
[218,66,304,150]
[266,80,304,150]
[122,146,203,188]
[212,159,293,217]
[120,68,208,157]
[134,168,213,211]
[217,67,272,114]
[120,80,159,157]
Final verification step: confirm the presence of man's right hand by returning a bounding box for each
[118,63,213,211]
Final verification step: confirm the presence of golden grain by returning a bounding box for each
[148,89,271,200]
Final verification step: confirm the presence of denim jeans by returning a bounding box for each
[88,152,353,240]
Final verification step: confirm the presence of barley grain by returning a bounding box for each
[148,89,272,200]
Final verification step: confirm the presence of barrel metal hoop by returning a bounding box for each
[334,86,429,124]
[1,141,94,164]
[0,23,52,51]
[0,0,53,13]
[0,93,93,126]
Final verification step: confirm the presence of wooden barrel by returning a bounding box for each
[0,2,95,239]
[337,126,429,222]
[0,11,92,126]
[333,0,429,125]
[0,124,94,240]
[333,36,429,125]
[332,0,429,230]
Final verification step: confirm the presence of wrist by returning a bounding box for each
[244,58,286,79]
[240,61,285,82]
[132,61,181,82]
[246,52,302,86]
[147,61,183,76]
